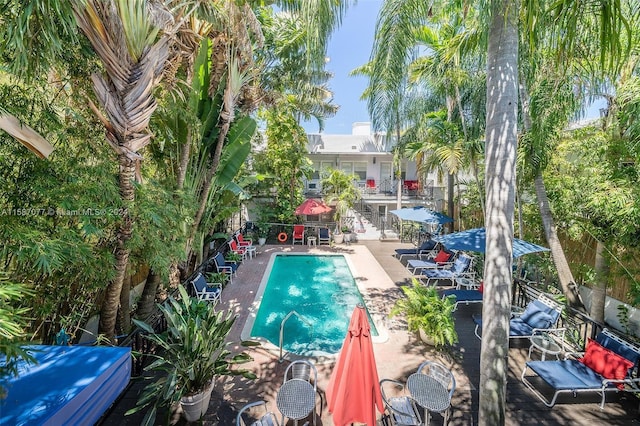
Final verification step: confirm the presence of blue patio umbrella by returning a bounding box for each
[435,227,550,258]
[389,206,453,224]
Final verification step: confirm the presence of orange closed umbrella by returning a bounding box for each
[326,304,383,426]
[294,198,332,215]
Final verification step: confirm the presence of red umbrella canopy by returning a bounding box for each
[294,198,332,215]
[326,305,383,426]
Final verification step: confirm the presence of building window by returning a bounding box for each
[354,161,367,180]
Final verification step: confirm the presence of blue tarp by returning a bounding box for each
[1,345,131,426]
[435,227,550,258]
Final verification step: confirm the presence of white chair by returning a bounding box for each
[380,379,422,426]
[236,401,280,426]
[190,272,222,304]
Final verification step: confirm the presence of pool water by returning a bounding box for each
[249,254,377,356]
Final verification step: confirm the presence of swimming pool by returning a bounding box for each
[243,253,378,357]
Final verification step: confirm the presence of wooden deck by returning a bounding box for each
[101,241,640,425]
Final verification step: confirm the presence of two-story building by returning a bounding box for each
[304,122,446,223]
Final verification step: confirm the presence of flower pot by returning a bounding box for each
[180,381,214,422]
[258,237,266,246]
[333,233,344,244]
[419,328,436,346]
[343,233,351,243]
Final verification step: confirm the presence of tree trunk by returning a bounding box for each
[177,128,192,190]
[99,155,134,342]
[447,172,455,232]
[116,268,131,336]
[534,174,585,310]
[591,240,608,323]
[136,268,162,321]
[479,1,519,425]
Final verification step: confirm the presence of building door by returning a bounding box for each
[380,162,393,193]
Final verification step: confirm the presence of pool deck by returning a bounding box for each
[102,241,640,425]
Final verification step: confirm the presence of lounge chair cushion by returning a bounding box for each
[433,250,451,264]
[419,240,437,251]
[580,338,633,387]
[519,300,558,329]
[527,360,606,390]
[596,332,640,366]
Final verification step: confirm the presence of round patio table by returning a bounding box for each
[276,378,315,426]
[407,373,450,425]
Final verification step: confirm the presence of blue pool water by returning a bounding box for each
[249,254,377,356]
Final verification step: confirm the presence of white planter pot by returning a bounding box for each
[419,328,436,346]
[333,234,344,244]
[258,237,266,246]
[180,381,214,422]
[343,233,352,243]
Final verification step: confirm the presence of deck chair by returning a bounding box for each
[415,361,456,424]
[395,239,439,262]
[236,401,280,426]
[212,252,238,282]
[473,293,564,340]
[292,225,305,245]
[234,232,256,259]
[418,253,475,286]
[228,239,248,261]
[318,227,331,245]
[190,272,222,304]
[379,379,422,426]
[406,249,456,274]
[282,360,317,426]
[521,328,640,408]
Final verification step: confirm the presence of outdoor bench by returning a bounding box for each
[521,328,640,408]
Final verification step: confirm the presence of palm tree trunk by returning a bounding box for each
[99,155,134,342]
[534,174,585,310]
[177,129,192,190]
[117,268,131,336]
[447,173,455,232]
[136,268,162,321]
[591,240,608,322]
[479,1,519,424]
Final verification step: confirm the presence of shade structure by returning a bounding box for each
[326,305,383,426]
[294,198,332,215]
[389,206,453,224]
[435,227,550,258]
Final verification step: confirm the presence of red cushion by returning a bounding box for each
[580,338,633,388]
[478,281,484,293]
[433,250,451,264]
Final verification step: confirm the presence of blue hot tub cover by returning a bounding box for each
[1,344,131,425]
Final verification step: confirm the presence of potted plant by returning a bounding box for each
[389,279,458,347]
[225,251,243,263]
[206,271,229,288]
[255,222,269,246]
[127,285,255,424]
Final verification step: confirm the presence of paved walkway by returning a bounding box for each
[102,240,640,425]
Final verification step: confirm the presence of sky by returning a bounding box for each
[301,0,383,135]
[302,0,605,135]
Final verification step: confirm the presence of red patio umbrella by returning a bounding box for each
[326,305,383,426]
[294,198,332,215]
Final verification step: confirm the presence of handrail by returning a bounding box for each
[279,310,314,363]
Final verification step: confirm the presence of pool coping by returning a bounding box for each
[240,251,389,364]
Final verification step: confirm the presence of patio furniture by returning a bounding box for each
[318,227,331,245]
[190,272,222,304]
[407,361,455,425]
[380,379,422,426]
[276,379,316,426]
[406,249,456,274]
[395,239,439,262]
[418,253,475,287]
[212,252,238,282]
[528,329,566,361]
[292,225,305,245]
[473,293,563,341]
[228,239,249,261]
[236,401,280,426]
[521,328,640,408]
[283,360,317,426]
[234,232,256,259]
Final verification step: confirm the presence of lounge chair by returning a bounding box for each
[406,249,455,274]
[190,272,222,304]
[318,227,331,245]
[292,224,305,245]
[394,239,439,262]
[212,252,238,282]
[417,253,475,286]
[236,401,280,426]
[521,328,640,408]
[234,232,256,258]
[473,293,563,340]
[228,239,249,261]
[379,379,422,426]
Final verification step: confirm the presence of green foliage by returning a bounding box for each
[0,273,35,399]
[390,279,458,347]
[206,272,229,287]
[320,167,361,231]
[127,285,254,425]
